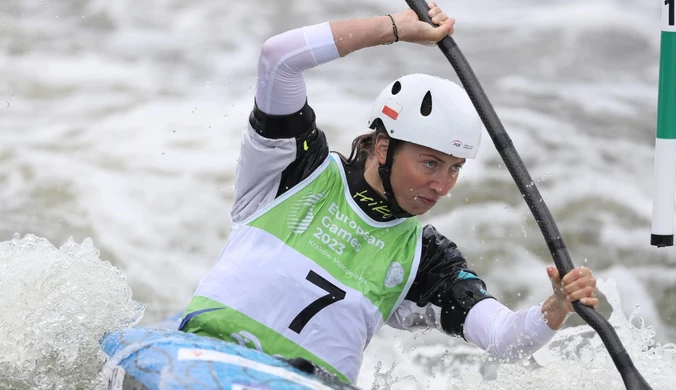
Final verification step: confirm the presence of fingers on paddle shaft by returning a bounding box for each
[559,267,598,307]
[404,0,454,42]
[426,1,454,38]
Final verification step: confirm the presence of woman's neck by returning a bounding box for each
[363,156,386,198]
[341,157,395,221]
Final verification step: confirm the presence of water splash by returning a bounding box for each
[0,234,144,390]
[370,361,416,390]
[449,279,675,390]
[0,235,672,390]
[364,278,674,390]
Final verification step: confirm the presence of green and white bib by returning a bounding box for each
[182,153,422,383]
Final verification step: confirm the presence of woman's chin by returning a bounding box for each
[401,202,433,216]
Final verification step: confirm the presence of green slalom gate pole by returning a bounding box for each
[651,0,676,248]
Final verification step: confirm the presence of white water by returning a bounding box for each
[0,234,143,389]
[2,0,676,388]
[363,279,676,390]
[1,234,674,389]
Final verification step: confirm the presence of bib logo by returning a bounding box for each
[230,330,264,352]
[288,191,325,234]
[384,262,405,288]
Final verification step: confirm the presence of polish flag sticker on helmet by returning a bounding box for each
[382,99,403,121]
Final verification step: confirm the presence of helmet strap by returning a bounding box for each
[377,138,413,219]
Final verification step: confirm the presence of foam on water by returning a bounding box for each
[360,279,676,390]
[2,231,672,390]
[0,234,144,390]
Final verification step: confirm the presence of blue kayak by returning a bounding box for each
[100,325,359,390]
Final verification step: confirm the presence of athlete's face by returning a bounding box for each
[376,139,465,215]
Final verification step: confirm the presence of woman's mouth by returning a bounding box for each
[416,196,438,207]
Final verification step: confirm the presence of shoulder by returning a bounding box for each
[420,224,466,268]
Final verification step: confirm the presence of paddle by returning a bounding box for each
[404,1,652,389]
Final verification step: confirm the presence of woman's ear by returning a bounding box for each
[374,135,390,165]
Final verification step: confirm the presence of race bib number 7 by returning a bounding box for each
[288,271,346,333]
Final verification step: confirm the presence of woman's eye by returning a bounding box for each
[424,161,436,168]
[451,164,463,172]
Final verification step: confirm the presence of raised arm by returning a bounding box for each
[254,2,455,115]
[330,6,454,57]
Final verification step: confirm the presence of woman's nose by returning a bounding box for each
[430,173,455,195]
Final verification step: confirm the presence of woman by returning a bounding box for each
[180,2,598,384]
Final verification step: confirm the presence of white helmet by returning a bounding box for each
[368,74,482,159]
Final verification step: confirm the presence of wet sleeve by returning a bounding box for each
[255,22,339,116]
[231,22,338,224]
[387,226,557,359]
[387,225,494,337]
[463,298,557,361]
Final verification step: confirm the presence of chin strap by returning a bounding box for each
[377,138,413,219]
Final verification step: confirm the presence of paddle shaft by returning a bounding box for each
[404,1,651,389]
